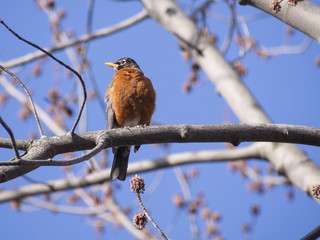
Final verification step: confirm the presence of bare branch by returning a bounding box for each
[1,9,148,69]
[238,0,320,42]
[86,0,95,36]
[1,123,320,152]
[0,144,261,202]
[107,197,160,240]
[1,133,107,166]
[22,197,110,215]
[82,0,106,117]
[258,37,312,56]
[0,123,318,184]
[0,137,29,150]
[191,0,215,19]
[0,64,44,137]
[0,19,86,134]
[220,0,237,55]
[137,193,168,239]
[0,116,21,160]
[174,167,199,239]
[0,75,66,135]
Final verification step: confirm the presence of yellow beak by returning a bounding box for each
[105,62,118,68]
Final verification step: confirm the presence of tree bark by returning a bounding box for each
[238,0,320,42]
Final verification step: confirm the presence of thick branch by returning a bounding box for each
[0,131,96,183]
[238,0,320,42]
[0,123,320,182]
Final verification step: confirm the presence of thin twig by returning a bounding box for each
[86,66,106,116]
[86,0,95,36]
[0,19,86,134]
[0,116,21,160]
[76,183,160,240]
[22,197,110,215]
[221,0,237,55]
[0,64,44,137]
[235,12,254,61]
[258,37,312,56]
[108,196,159,240]
[82,0,106,116]
[0,74,66,135]
[174,167,199,240]
[137,193,168,240]
[245,165,284,185]
[191,0,214,19]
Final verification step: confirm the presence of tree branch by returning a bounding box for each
[0,9,148,68]
[258,37,312,56]
[0,137,29,150]
[22,197,110,215]
[238,0,320,42]
[0,116,21,160]
[1,123,320,152]
[0,144,261,203]
[0,75,66,136]
[0,123,320,186]
[0,64,44,137]
[107,197,160,240]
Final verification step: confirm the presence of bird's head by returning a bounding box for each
[105,57,141,72]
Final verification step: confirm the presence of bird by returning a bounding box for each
[104,57,156,181]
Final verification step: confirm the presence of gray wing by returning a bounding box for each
[105,79,116,130]
[105,79,118,154]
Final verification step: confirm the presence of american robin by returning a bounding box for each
[105,57,156,181]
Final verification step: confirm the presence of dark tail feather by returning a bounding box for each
[110,146,130,181]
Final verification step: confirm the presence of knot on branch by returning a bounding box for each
[238,0,252,6]
[166,7,176,16]
[96,131,110,148]
[230,140,240,147]
[180,125,191,139]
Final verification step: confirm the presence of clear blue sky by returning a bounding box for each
[1,0,320,239]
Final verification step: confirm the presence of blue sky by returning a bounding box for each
[0,0,320,239]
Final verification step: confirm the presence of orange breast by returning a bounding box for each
[108,67,156,127]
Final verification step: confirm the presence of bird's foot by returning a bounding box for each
[137,124,147,128]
